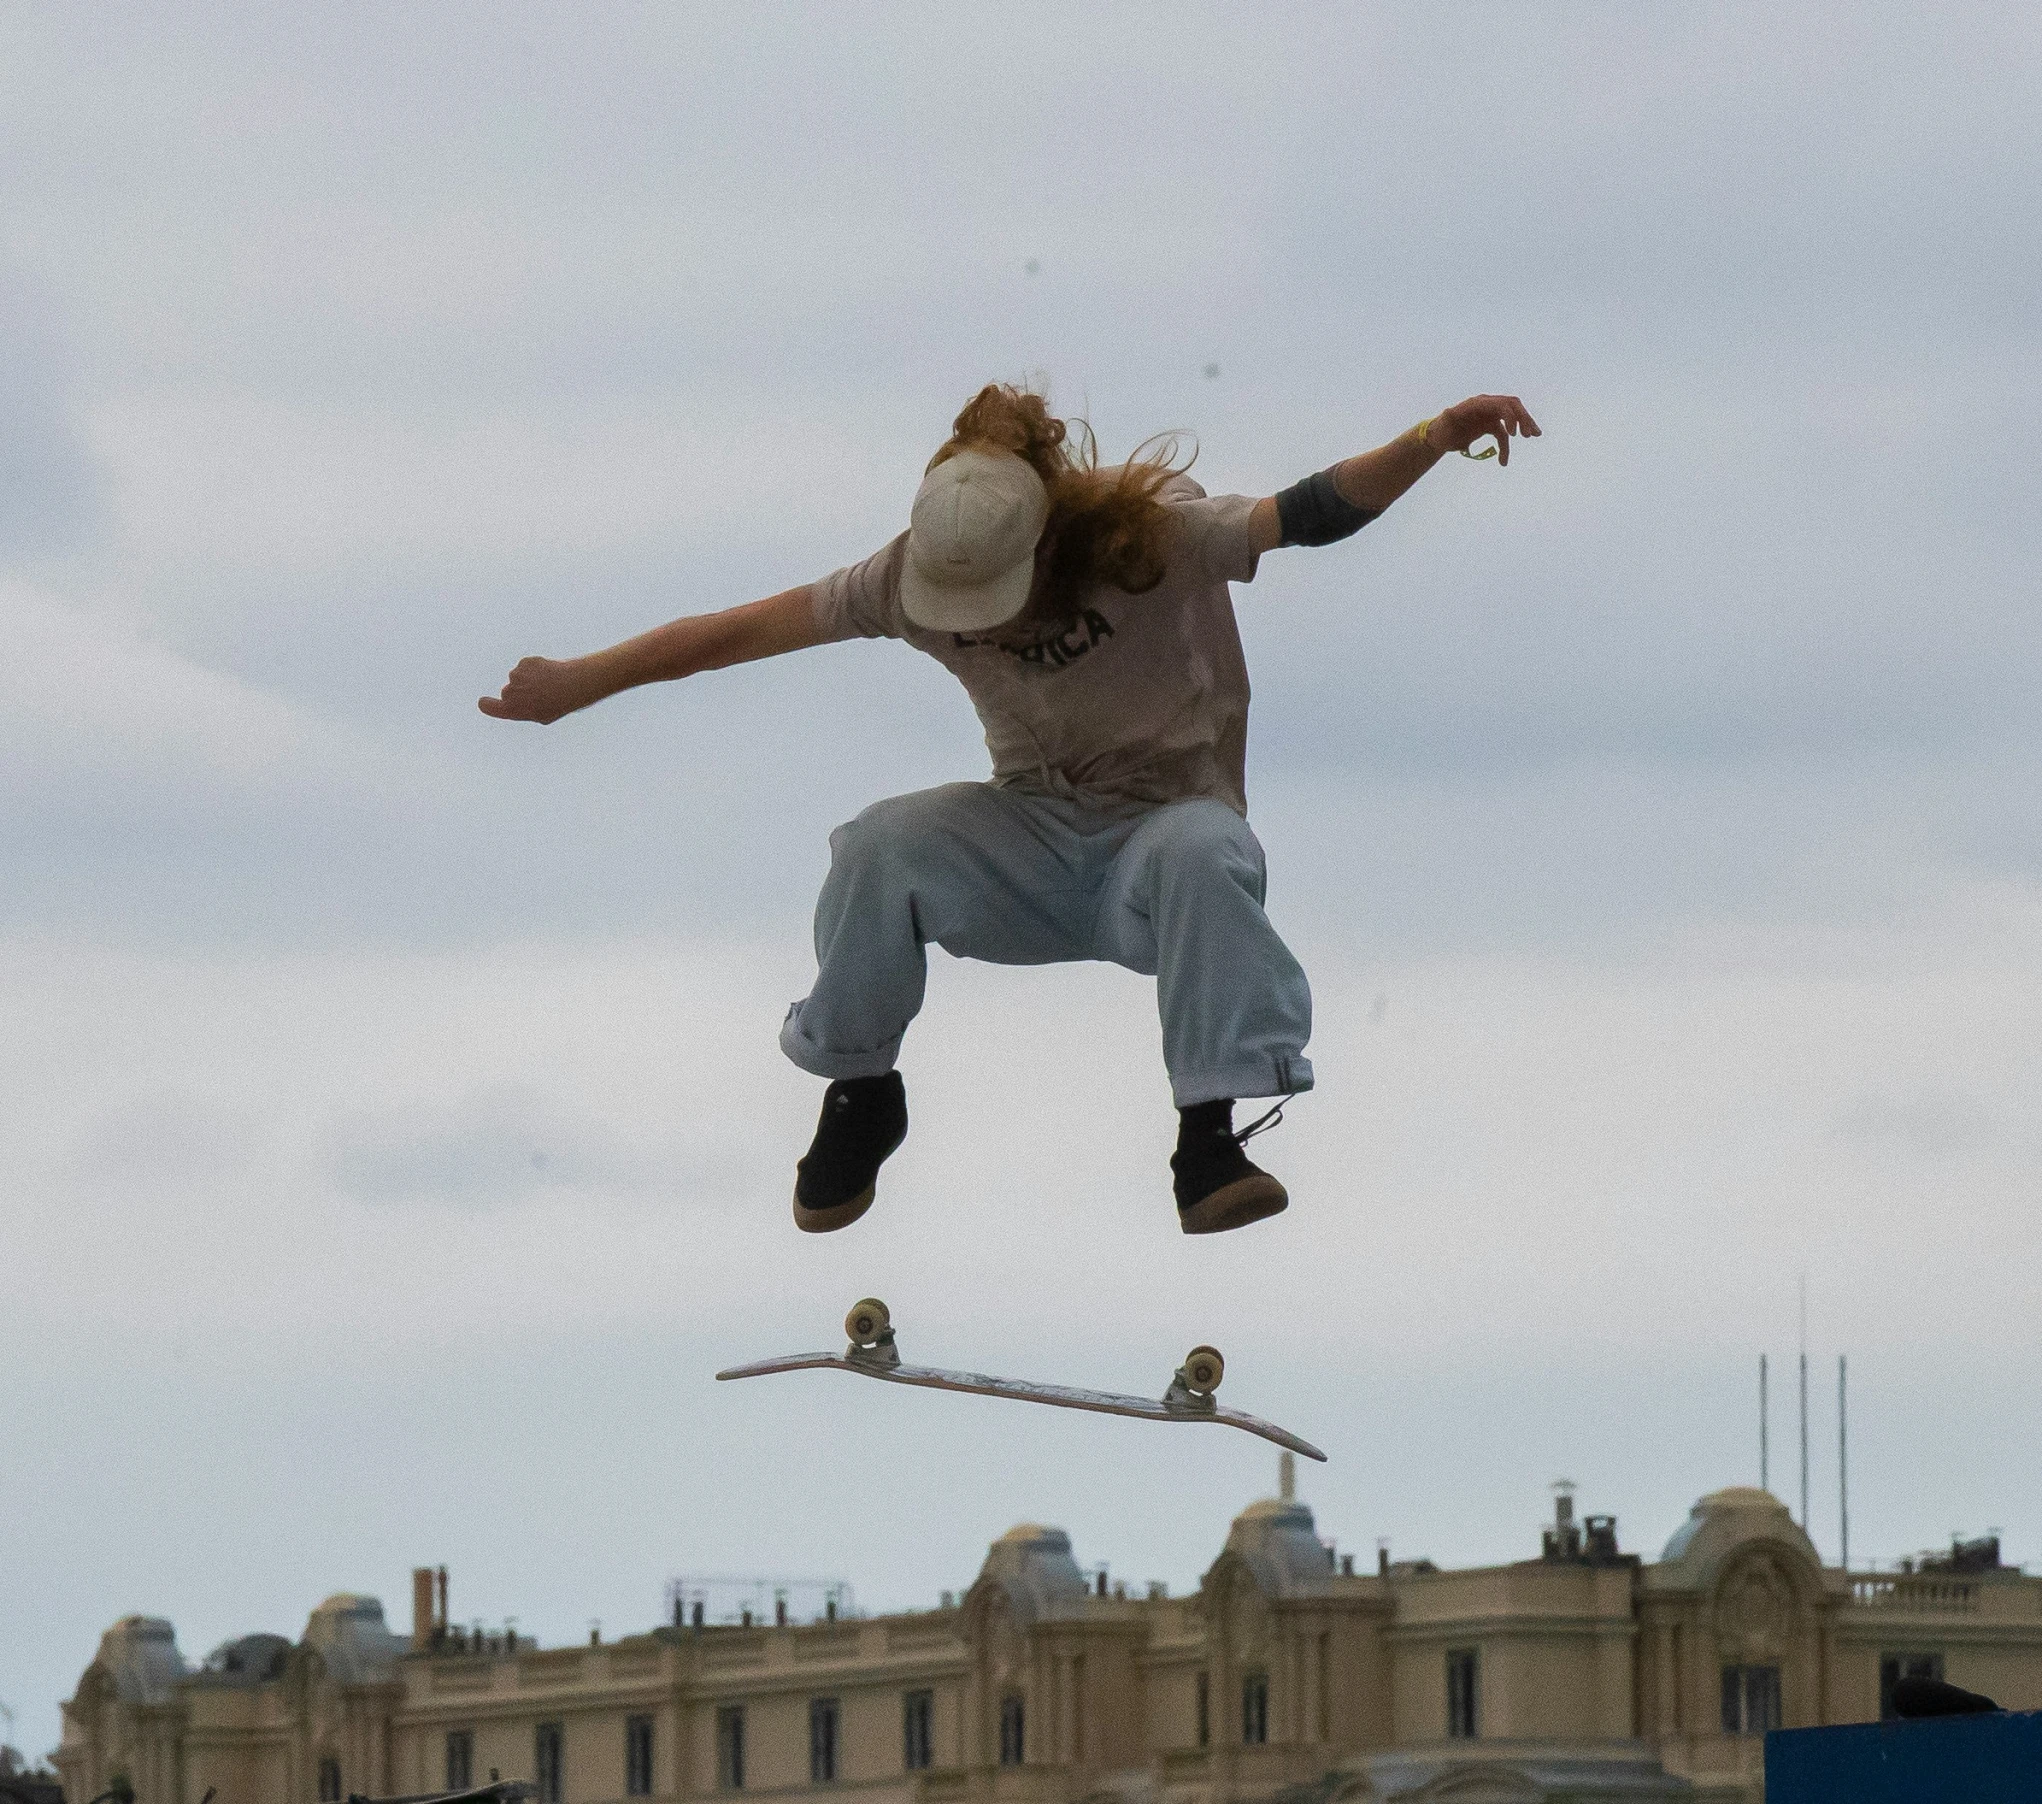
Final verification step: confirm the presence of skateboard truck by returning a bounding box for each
[1163,1344,1224,1416]
[845,1297,902,1369]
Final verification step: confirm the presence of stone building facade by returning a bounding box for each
[56,1484,2042,1804]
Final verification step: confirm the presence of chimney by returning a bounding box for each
[1279,1452,1296,1503]
[436,1566,449,1635]
[412,1569,436,1651]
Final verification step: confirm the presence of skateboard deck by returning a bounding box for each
[717,1298,1326,1461]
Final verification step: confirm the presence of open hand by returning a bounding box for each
[1432,395,1541,465]
[478,656,593,724]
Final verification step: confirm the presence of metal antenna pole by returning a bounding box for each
[1760,1353,1769,1492]
[1798,1275,1810,1535]
[1839,1354,1850,1571]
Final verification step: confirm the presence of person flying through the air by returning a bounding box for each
[481,384,1538,1236]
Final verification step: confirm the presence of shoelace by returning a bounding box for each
[1234,1100,1286,1145]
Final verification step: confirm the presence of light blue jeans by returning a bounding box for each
[780,783,1313,1107]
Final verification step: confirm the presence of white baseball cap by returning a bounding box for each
[899,447,1050,634]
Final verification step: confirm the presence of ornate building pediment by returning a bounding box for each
[965,1580,1030,1688]
[1712,1552,1802,1663]
[1200,1552,1272,1664]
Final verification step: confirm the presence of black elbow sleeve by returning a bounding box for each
[1274,468,1379,548]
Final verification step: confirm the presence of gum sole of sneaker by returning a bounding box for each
[1178,1174,1288,1236]
[793,1183,876,1234]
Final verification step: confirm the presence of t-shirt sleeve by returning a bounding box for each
[810,533,909,643]
[1163,490,1262,587]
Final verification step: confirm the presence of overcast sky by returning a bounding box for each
[5,1,2040,1762]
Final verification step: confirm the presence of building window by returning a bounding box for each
[445,1731,474,1793]
[625,1713,655,1797]
[1447,1648,1480,1741]
[317,1757,342,1801]
[1196,1670,1210,1749]
[1241,1670,1269,1746]
[999,1694,1026,1766]
[809,1697,840,1784]
[718,1705,747,1790]
[1880,1652,1944,1722]
[1720,1664,1782,1736]
[534,1721,565,1804]
[902,1690,933,1771]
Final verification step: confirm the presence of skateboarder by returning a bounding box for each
[481,384,1538,1236]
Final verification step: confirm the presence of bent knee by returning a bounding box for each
[831,785,991,874]
[1141,803,1265,886]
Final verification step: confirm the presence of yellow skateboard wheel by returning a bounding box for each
[845,1298,892,1346]
[1182,1345,1224,1395]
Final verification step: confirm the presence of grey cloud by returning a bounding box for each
[0,267,103,560]
[1828,1090,2000,1162]
[74,1094,262,1184]
[326,1087,674,1205]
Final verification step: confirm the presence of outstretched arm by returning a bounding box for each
[1245,394,1540,553]
[478,583,826,724]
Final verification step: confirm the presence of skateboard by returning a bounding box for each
[717,1298,1326,1461]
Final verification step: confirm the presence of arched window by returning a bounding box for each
[1241,1671,1269,1746]
[317,1756,342,1801]
[1721,1664,1782,1736]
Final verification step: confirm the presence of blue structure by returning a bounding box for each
[1767,1709,2042,1802]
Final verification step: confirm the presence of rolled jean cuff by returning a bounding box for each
[1169,1052,1314,1110]
[778,1005,903,1081]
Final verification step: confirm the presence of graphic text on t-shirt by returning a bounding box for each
[951,607,1116,670]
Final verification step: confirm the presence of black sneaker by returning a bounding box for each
[1892,1676,2000,1718]
[1172,1099,1289,1235]
[793,1073,908,1233]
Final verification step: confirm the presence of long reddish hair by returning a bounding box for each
[931,384,1192,628]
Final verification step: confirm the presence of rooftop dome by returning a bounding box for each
[1225,1496,1335,1597]
[93,1616,188,1705]
[316,1593,383,1616]
[975,1523,1088,1623]
[1659,1486,1817,1579]
[198,1633,291,1686]
[304,1593,407,1683]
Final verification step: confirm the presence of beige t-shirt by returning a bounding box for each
[811,473,1263,815]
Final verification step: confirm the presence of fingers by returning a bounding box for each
[1450,395,1540,464]
[479,682,548,724]
[478,656,564,724]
